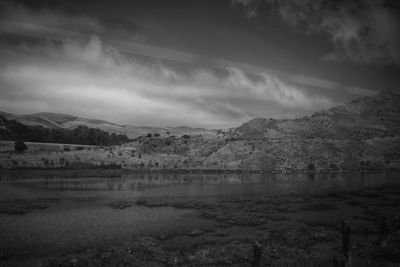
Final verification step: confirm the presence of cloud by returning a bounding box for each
[0,1,143,42]
[0,36,334,128]
[233,0,400,65]
[0,1,104,34]
[0,1,373,95]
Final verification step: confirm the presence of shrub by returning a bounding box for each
[14,140,28,153]
[42,158,50,166]
[75,146,84,151]
[307,163,315,170]
[63,146,71,152]
[329,163,338,169]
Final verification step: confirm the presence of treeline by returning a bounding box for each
[0,117,131,146]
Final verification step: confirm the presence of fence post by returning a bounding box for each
[379,216,389,249]
[252,240,262,267]
[342,221,351,267]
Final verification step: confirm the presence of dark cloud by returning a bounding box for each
[0,1,104,33]
[233,0,400,65]
[0,1,144,42]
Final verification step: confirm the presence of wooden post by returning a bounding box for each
[379,216,389,249]
[252,240,262,267]
[342,221,351,267]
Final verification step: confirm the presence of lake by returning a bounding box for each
[0,170,399,261]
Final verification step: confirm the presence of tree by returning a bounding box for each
[14,140,28,153]
[307,163,315,171]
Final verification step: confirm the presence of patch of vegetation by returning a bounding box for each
[0,116,131,146]
[14,140,28,153]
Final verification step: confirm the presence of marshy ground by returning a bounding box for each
[19,185,399,267]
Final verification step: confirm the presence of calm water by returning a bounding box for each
[0,170,399,259]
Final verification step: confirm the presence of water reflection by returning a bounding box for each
[0,171,399,200]
[0,170,399,259]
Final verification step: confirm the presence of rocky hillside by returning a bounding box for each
[209,89,400,170]
[234,89,400,140]
[0,111,218,139]
[1,90,400,171]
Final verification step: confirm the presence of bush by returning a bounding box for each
[42,158,50,166]
[307,163,315,171]
[14,140,28,153]
[329,163,338,169]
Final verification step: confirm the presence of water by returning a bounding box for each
[0,170,399,259]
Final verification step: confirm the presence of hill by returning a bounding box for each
[0,111,218,139]
[211,89,400,170]
[1,90,399,171]
[234,89,400,140]
[0,117,131,146]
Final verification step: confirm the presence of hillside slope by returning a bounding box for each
[234,89,400,140]
[0,111,218,139]
[210,89,400,170]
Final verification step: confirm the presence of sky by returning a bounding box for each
[0,0,399,128]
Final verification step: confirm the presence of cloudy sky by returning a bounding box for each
[0,0,399,128]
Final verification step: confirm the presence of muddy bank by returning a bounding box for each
[0,199,53,215]
[1,185,396,266]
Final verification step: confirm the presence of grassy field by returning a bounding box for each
[1,136,400,172]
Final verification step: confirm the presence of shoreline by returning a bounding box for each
[1,166,398,174]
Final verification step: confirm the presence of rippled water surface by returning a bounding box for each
[0,170,399,259]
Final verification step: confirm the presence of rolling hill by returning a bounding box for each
[0,111,218,139]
